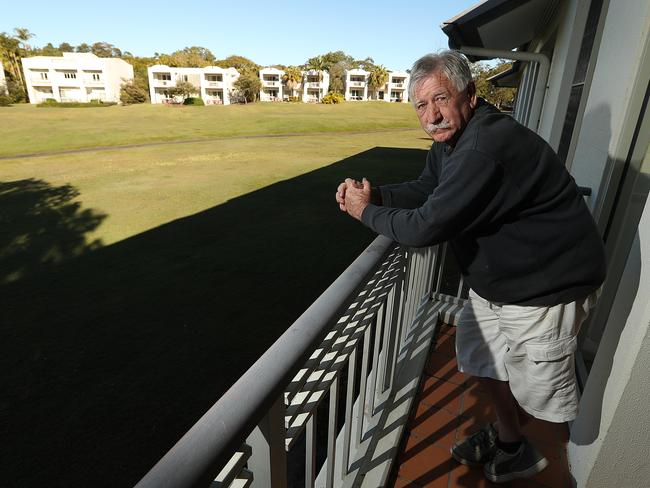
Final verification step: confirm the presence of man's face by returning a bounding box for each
[414,71,477,146]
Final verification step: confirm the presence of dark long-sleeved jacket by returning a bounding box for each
[361,99,606,306]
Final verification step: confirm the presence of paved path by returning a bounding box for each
[0,127,420,161]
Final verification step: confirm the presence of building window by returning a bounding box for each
[182,75,188,82]
[557,0,605,164]
[64,72,77,79]
[40,72,48,80]
[92,73,101,81]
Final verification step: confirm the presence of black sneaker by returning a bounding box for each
[483,437,548,483]
[451,423,498,467]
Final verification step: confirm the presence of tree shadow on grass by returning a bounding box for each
[0,179,106,284]
[0,146,429,488]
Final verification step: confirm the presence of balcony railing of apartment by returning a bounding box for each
[349,95,364,101]
[206,81,224,87]
[264,81,279,86]
[350,81,365,87]
[154,79,172,86]
[30,78,52,84]
[136,236,466,488]
[391,83,405,88]
[306,82,322,88]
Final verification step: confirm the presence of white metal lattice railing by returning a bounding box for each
[137,237,466,488]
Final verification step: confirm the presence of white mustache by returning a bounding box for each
[426,121,452,133]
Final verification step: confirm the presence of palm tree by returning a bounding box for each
[305,55,326,82]
[282,66,303,99]
[367,65,389,100]
[0,31,26,96]
[13,27,34,51]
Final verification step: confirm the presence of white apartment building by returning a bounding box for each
[259,67,284,102]
[386,71,409,103]
[344,69,369,101]
[148,65,240,105]
[21,52,133,104]
[200,67,240,105]
[302,69,329,102]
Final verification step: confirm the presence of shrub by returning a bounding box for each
[321,92,344,104]
[38,100,116,108]
[120,79,149,105]
[183,97,205,106]
[286,96,301,102]
[0,95,12,106]
[6,79,26,103]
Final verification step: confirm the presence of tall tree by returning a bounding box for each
[282,66,302,98]
[215,54,258,72]
[76,43,91,53]
[13,27,34,51]
[305,55,326,82]
[58,42,73,52]
[159,46,216,67]
[367,65,389,99]
[471,61,517,109]
[91,42,122,58]
[327,61,346,94]
[233,72,262,103]
[0,31,27,99]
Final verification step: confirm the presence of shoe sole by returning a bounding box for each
[484,456,549,483]
[450,446,488,468]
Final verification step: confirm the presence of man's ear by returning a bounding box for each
[467,81,478,109]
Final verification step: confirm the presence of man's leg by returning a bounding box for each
[478,377,522,442]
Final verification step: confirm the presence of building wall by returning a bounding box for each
[22,53,133,104]
[565,0,650,486]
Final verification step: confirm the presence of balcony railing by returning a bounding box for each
[153,79,171,86]
[206,81,224,87]
[391,82,405,88]
[349,81,365,87]
[136,237,465,488]
[264,81,279,86]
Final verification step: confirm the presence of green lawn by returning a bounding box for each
[0,103,432,487]
[0,101,419,157]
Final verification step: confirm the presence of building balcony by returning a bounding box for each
[204,81,224,87]
[135,238,487,487]
[152,77,172,86]
[391,82,405,88]
[349,81,366,87]
[263,80,279,86]
[30,78,52,85]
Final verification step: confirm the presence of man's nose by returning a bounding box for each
[426,103,442,121]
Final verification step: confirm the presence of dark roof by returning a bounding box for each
[441,0,560,60]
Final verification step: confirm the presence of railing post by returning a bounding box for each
[246,395,287,488]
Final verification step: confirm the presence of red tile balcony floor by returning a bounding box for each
[389,324,572,487]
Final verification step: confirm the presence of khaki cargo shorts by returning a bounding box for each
[455,289,598,423]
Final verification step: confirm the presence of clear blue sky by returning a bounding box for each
[3,0,480,71]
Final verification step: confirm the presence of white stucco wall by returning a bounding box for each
[569,190,650,488]
[569,0,650,216]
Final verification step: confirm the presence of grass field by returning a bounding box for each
[0,102,431,487]
[0,101,419,157]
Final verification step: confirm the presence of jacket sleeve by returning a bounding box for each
[361,150,504,247]
[378,148,439,209]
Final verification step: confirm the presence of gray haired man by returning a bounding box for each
[336,51,605,483]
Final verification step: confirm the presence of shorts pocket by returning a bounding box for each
[524,336,577,390]
[525,336,577,361]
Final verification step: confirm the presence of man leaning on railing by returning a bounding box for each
[335,50,606,484]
